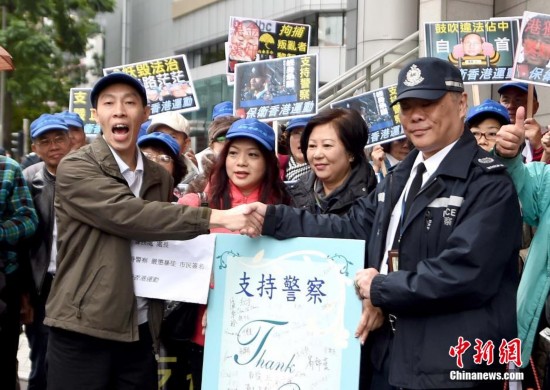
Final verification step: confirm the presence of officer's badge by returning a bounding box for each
[478,157,494,164]
[403,64,424,87]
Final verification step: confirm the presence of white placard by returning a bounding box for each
[131,235,215,304]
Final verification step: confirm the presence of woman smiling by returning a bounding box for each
[288,108,377,215]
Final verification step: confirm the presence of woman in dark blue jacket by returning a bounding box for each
[287,108,376,215]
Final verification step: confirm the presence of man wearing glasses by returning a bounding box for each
[145,112,199,183]
[24,113,72,390]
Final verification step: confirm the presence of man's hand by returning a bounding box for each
[524,117,543,151]
[185,149,198,167]
[370,145,386,174]
[355,298,384,345]
[236,202,268,237]
[542,128,550,152]
[209,204,265,235]
[354,268,379,300]
[541,127,550,163]
[496,106,526,158]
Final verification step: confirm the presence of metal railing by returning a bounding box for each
[318,30,420,109]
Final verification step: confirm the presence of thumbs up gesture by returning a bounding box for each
[496,106,526,158]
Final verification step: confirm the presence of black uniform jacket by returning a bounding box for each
[287,157,376,215]
[263,131,522,388]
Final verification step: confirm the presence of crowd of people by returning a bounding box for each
[1,54,550,390]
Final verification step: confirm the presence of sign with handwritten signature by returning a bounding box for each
[203,234,364,389]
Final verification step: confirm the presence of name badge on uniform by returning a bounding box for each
[388,249,399,272]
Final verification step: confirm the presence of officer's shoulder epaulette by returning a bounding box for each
[472,155,506,173]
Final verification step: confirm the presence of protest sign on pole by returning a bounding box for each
[425,19,520,84]
[69,88,101,135]
[331,84,404,146]
[226,16,311,84]
[104,54,199,116]
[512,11,550,88]
[234,54,318,121]
[203,234,364,390]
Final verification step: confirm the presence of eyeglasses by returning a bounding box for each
[214,136,226,143]
[471,131,498,141]
[34,135,69,148]
[143,152,173,164]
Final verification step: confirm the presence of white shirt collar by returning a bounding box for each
[104,136,144,197]
[386,153,400,167]
[103,135,144,175]
[412,139,458,179]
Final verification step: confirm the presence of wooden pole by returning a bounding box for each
[527,84,534,118]
[471,84,480,106]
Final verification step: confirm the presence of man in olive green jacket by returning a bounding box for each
[44,73,260,390]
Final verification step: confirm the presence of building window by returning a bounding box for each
[318,13,345,46]
[181,40,226,68]
[291,12,346,47]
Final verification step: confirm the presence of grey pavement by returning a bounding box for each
[17,328,30,390]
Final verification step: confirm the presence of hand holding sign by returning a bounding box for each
[355,297,384,345]
[524,117,543,150]
[496,106,526,158]
[370,145,386,175]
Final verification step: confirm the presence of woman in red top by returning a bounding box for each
[175,118,291,388]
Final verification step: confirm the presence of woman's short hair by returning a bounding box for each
[300,108,369,167]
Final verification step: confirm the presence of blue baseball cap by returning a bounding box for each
[139,120,151,139]
[137,131,180,157]
[57,111,84,128]
[30,114,69,139]
[212,101,234,120]
[90,72,147,108]
[466,99,511,126]
[285,116,311,132]
[497,82,538,99]
[226,118,275,151]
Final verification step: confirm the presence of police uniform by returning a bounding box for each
[262,57,522,389]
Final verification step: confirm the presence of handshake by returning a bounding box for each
[209,202,267,237]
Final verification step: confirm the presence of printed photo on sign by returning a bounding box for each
[69,88,101,135]
[424,19,519,84]
[512,11,550,86]
[227,16,311,79]
[234,54,318,121]
[103,54,200,115]
[203,234,364,390]
[331,84,404,146]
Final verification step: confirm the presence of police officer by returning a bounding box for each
[245,57,522,389]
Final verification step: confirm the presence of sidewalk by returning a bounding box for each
[17,329,30,389]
